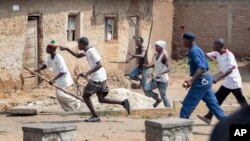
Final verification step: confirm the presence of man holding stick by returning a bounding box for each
[60,37,131,122]
[126,37,149,88]
[34,40,80,111]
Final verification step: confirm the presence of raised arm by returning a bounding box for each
[59,46,85,58]
[128,48,146,58]
[126,56,135,63]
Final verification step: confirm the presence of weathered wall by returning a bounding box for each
[173,0,250,59]
[0,0,174,92]
[152,0,174,58]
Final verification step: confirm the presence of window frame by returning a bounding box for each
[105,15,118,42]
[67,15,77,42]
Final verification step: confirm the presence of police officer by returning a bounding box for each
[180,32,225,120]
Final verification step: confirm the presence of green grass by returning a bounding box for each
[171,58,219,74]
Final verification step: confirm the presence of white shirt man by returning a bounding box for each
[207,50,242,89]
[45,53,80,111]
[82,47,107,82]
[197,39,247,125]
[45,53,73,87]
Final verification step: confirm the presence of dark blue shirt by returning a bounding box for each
[188,44,209,76]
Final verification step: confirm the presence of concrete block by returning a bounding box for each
[10,105,41,115]
[145,118,194,129]
[22,123,77,141]
[145,118,194,141]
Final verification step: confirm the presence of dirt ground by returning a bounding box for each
[0,62,249,141]
[0,114,217,141]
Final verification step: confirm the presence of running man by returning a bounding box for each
[126,37,149,89]
[60,37,131,122]
[180,32,225,120]
[34,40,80,111]
[143,40,171,107]
[197,39,248,125]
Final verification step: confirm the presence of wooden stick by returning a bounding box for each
[145,21,154,59]
[24,67,85,103]
[109,61,127,63]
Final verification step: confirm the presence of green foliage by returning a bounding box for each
[172,58,219,74]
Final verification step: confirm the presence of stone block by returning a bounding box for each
[145,118,194,141]
[22,123,77,141]
[10,105,41,115]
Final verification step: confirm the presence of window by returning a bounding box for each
[105,17,118,41]
[67,15,76,41]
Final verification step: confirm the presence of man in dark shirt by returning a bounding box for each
[126,37,149,88]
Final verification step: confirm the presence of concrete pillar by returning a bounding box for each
[145,118,194,141]
[22,123,77,141]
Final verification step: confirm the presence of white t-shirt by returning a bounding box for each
[82,47,107,82]
[45,53,73,87]
[207,50,242,89]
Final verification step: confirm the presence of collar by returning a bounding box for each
[220,48,229,55]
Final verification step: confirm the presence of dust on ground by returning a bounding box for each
[0,61,249,141]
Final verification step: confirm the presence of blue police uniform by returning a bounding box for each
[180,33,225,120]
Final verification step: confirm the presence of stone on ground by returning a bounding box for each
[91,88,158,111]
[22,123,77,141]
[9,105,40,115]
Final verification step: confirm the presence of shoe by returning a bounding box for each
[123,99,131,115]
[197,115,211,125]
[84,116,100,122]
[153,99,162,108]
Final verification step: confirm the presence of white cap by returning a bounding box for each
[155,40,166,49]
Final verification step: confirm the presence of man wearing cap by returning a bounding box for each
[143,40,171,107]
[34,40,81,111]
[180,32,225,120]
[197,39,248,125]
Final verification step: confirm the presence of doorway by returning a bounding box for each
[22,16,40,89]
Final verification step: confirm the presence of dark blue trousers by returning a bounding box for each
[180,74,225,120]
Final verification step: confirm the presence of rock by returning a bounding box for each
[131,82,141,89]
[92,88,157,110]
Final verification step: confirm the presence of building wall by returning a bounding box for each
[173,0,250,59]
[0,0,174,91]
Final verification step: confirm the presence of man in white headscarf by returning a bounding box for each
[143,40,171,107]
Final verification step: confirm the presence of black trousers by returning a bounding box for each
[205,86,248,119]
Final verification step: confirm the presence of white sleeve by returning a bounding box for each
[227,53,237,69]
[45,55,52,68]
[206,51,217,59]
[90,49,101,63]
[56,56,68,73]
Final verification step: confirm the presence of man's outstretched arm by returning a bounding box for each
[59,46,85,58]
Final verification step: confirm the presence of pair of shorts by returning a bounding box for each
[83,80,109,97]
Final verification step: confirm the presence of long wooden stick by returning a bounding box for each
[145,21,154,59]
[24,67,85,103]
